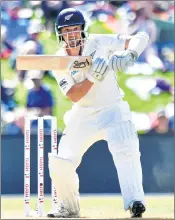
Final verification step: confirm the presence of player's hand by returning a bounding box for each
[109,50,138,73]
[86,57,108,83]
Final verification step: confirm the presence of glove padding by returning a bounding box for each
[86,57,108,83]
[109,50,137,73]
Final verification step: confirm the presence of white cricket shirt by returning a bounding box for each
[53,34,126,110]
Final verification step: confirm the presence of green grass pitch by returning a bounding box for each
[1,194,174,219]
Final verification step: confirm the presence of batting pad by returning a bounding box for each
[48,153,80,214]
[107,121,145,210]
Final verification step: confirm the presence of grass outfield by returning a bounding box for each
[1,194,174,219]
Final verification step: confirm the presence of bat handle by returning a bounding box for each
[107,56,114,71]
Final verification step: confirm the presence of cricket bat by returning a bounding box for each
[16,55,92,72]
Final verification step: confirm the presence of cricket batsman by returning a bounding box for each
[48,8,149,218]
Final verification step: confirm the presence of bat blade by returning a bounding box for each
[16,55,92,72]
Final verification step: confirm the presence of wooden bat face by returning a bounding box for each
[16,55,92,73]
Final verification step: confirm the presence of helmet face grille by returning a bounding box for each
[55,26,88,49]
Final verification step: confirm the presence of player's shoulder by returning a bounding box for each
[88,33,120,45]
[88,33,106,43]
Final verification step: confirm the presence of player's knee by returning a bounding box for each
[57,150,82,168]
[109,139,140,159]
[108,120,140,153]
[48,153,75,180]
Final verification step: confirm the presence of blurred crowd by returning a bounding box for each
[1,0,174,135]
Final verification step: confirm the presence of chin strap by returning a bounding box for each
[79,45,82,55]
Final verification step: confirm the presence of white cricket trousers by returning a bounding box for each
[57,100,145,210]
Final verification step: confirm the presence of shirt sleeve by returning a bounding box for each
[111,34,127,51]
[94,34,126,51]
[54,73,76,96]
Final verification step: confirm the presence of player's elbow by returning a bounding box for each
[66,94,80,102]
[138,31,149,43]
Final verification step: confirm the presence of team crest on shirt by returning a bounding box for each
[59,79,68,88]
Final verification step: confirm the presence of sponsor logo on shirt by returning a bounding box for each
[59,79,68,88]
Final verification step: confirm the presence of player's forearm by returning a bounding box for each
[110,32,149,73]
[125,32,149,58]
[66,79,94,102]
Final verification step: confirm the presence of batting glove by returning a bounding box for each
[109,50,138,73]
[86,57,108,83]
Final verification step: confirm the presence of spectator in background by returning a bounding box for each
[41,1,70,32]
[1,25,14,59]
[1,1,29,47]
[110,1,127,7]
[26,19,55,78]
[134,7,165,72]
[26,70,54,134]
[122,1,165,72]
[25,19,44,54]
[10,19,44,73]
[10,40,38,82]
[1,108,25,135]
[165,97,174,131]
[169,116,174,131]
[153,1,173,21]
[1,82,16,111]
[26,70,55,134]
[1,106,62,135]
[147,111,174,135]
[26,70,54,117]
